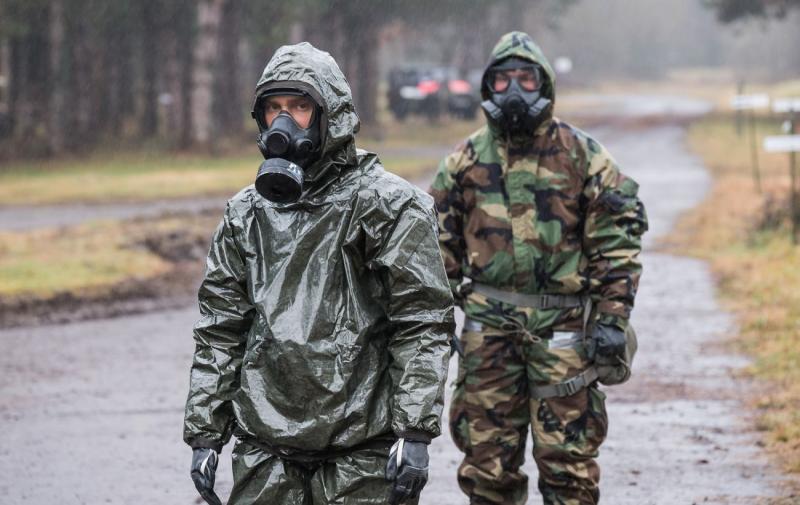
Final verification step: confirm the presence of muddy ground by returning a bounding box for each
[1,95,798,503]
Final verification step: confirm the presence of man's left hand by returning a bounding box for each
[191,448,222,505]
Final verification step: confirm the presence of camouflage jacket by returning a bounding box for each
[429,32,648,333]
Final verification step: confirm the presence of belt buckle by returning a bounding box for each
[539,295,552,310]
[561,376,582,396]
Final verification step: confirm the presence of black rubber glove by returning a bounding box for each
[191,448,222,505]
[587,322,626,363]
[385,438,429,505]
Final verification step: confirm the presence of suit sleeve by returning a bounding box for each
[183,203,254,452]
[582,145,648,329]
[371,196,455,442]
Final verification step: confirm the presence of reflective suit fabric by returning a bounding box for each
[450,323,607,505]
[183,42,454,502]
[228,440,419,505]
[429,32,647,505]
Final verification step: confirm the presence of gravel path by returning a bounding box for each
[1,96,795,503]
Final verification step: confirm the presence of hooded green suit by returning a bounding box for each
[183,42,454,504]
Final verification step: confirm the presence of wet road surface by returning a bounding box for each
[1,96,795,503]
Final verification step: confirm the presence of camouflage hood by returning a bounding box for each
[254,42,360,195]
[481,31,557,133]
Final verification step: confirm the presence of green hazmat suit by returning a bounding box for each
[183,42,454,504]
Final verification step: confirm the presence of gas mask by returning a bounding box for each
[252,91,322,203]
[481,57,551,137]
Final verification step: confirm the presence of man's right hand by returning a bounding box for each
[191,448,222,505]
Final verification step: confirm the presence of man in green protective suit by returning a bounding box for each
[429,32,648,504]
[183,42,454,505]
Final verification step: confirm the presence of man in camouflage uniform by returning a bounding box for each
[429,32,648,504]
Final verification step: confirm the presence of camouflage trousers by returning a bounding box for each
[228,439,416,505]
[449,319,608,505]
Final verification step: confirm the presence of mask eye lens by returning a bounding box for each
[489,66,542,93]
[517,69,540,92]
[491,72,511,93]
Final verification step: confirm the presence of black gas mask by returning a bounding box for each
[251,90,322,203]
[481,57,551,137]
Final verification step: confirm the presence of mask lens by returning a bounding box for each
[490,71,511,93]
[488,66,542,93]
[516,67,541,92]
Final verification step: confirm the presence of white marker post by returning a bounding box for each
[731,94,770,193]
[767,98,800,244]
[764,132,800,244]
[772,98,800,114]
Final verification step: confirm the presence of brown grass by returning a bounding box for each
[673,112,800,472]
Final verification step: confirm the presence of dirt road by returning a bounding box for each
[1,96,795,503]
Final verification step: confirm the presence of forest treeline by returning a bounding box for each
[1,0,549,157]
[0,0,795,159]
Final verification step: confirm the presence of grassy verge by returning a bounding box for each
[0,116,478,305]
[0,211,218,299]
[0,116,478,206]
[0,150,443,206]
[672,111,800,472]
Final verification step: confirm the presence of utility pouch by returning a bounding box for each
[594,324,638,386]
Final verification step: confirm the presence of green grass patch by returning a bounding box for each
[0,220,170,298]
[0,212,219,298]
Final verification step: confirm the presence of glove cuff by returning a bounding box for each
[188,437,224,453]
[396,429,433,444]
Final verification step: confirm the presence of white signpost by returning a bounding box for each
[764,133,800,244]
[773,98,800,114]
[730,93,770,110]
[770,97,800,243]
[731,94,770,192]
[764,135,800,153]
